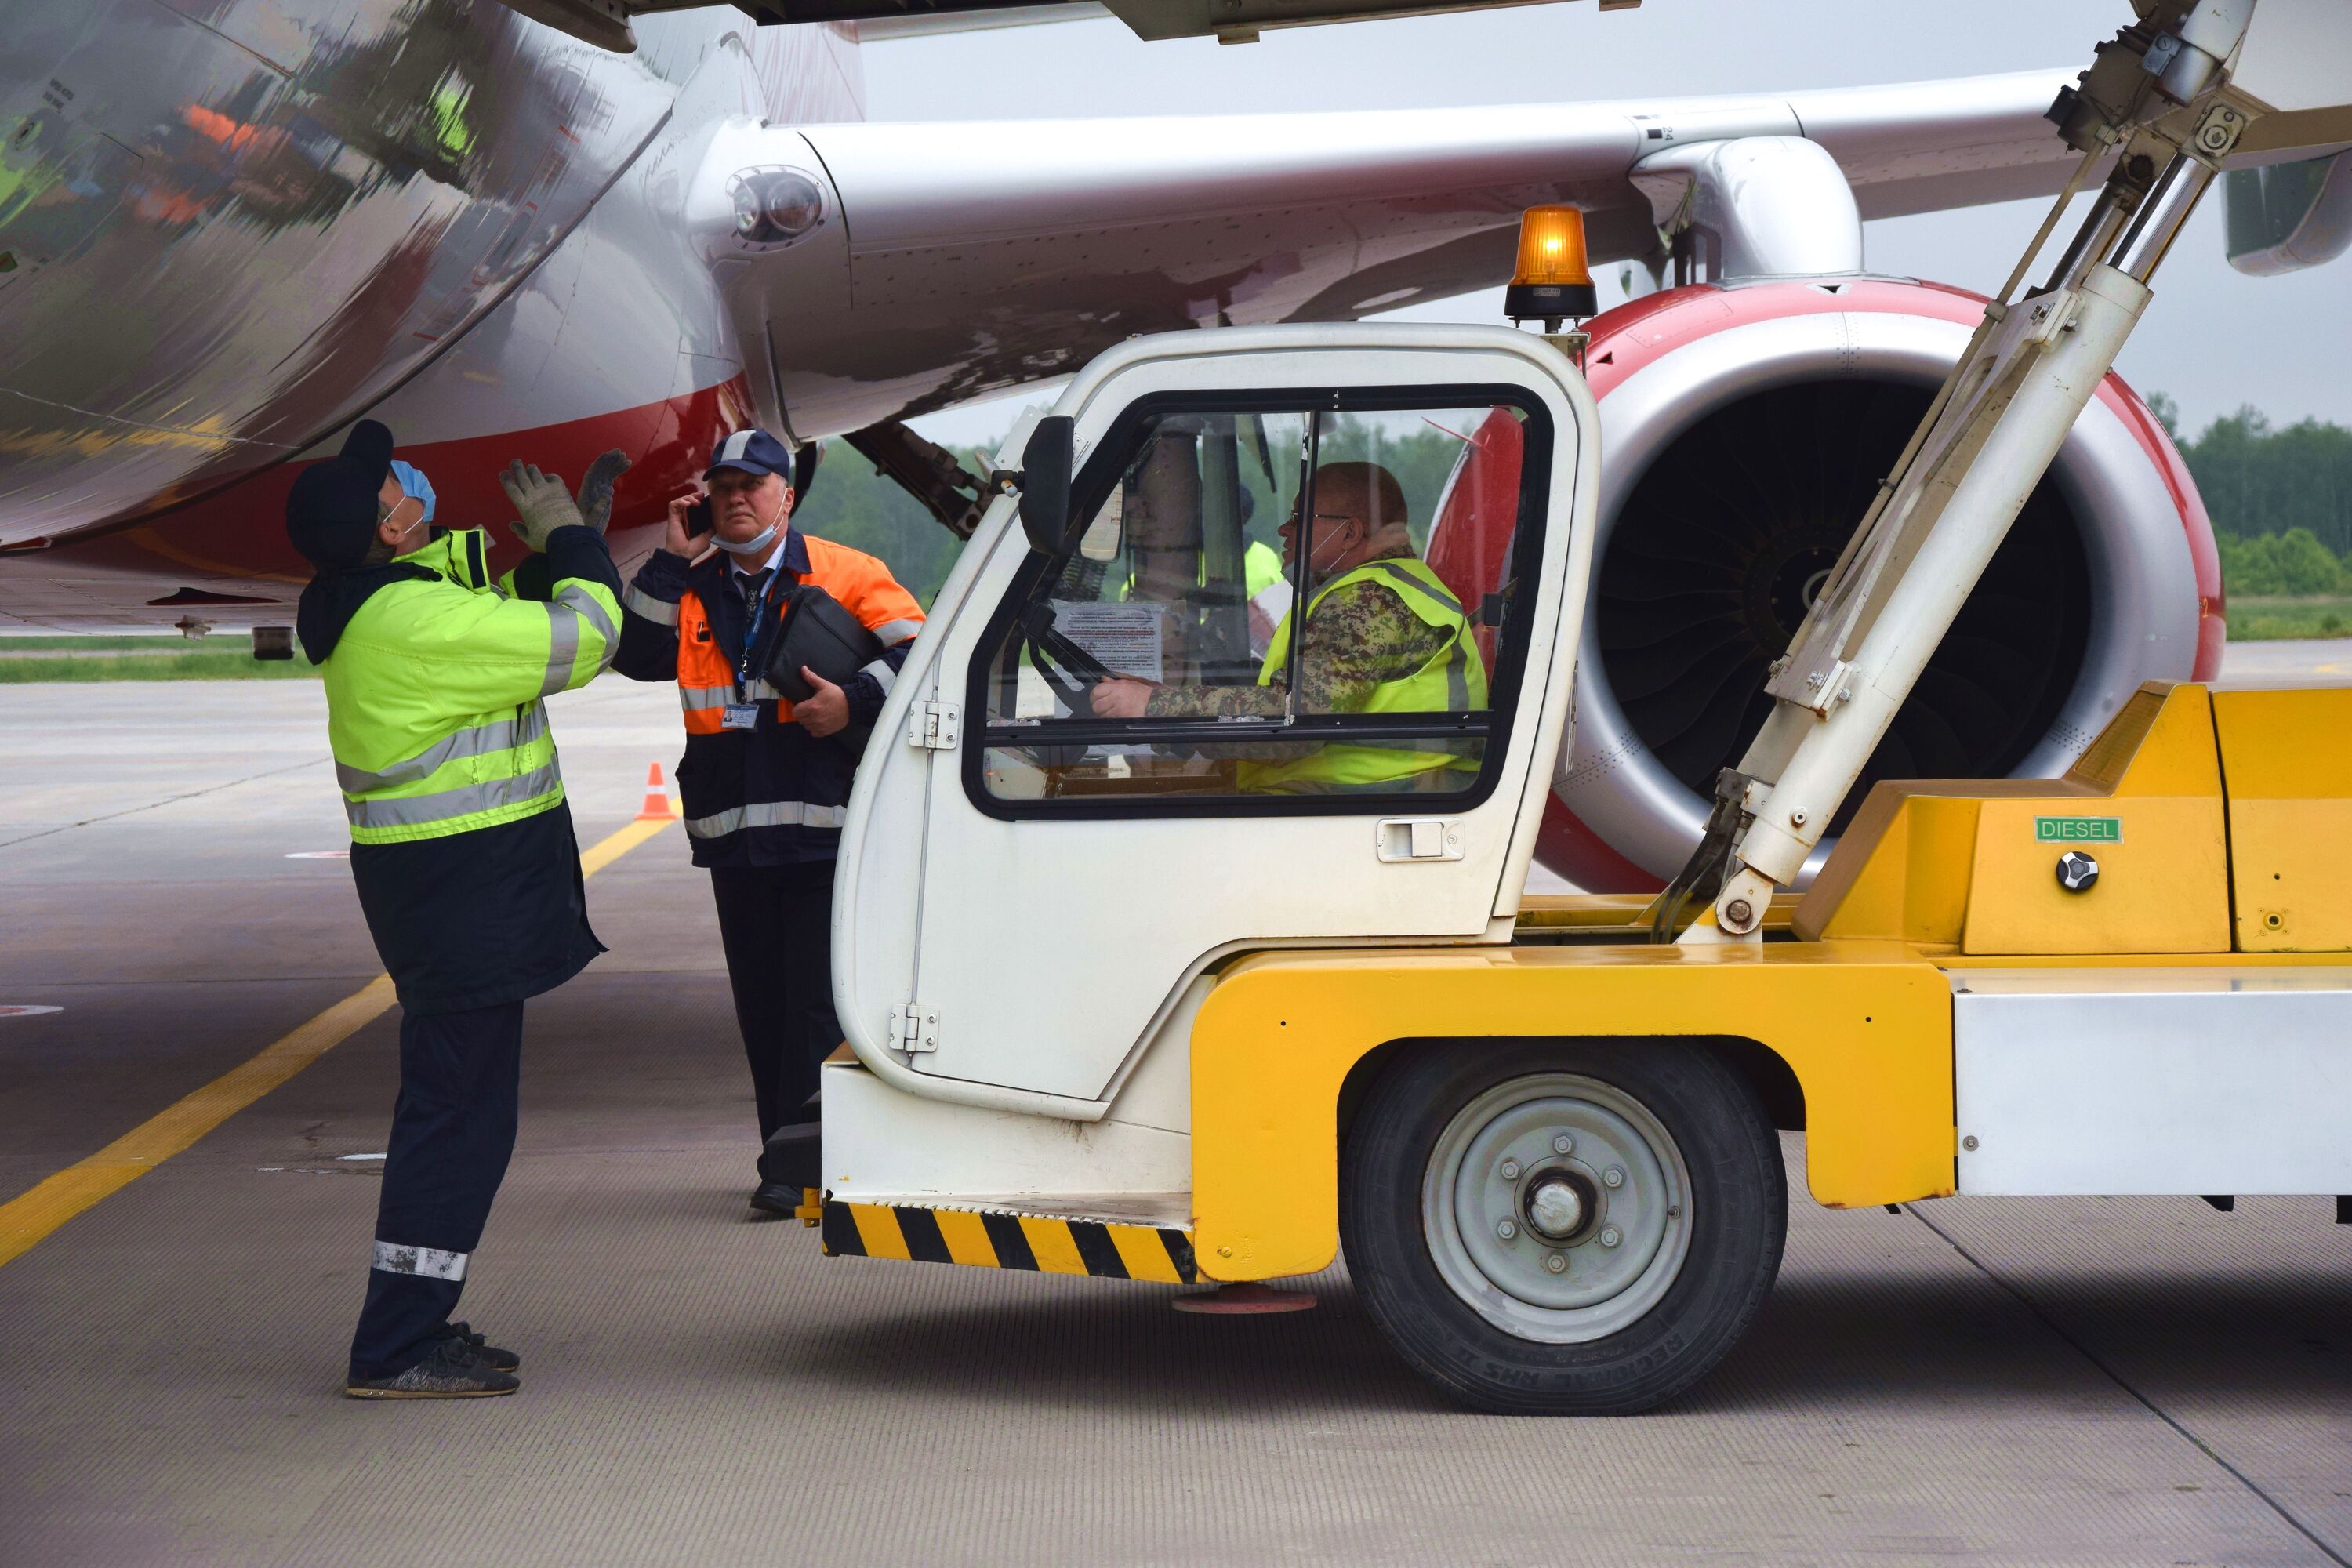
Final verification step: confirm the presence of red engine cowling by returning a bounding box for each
[1428,278,2222,892]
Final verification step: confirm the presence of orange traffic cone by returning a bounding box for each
[635,762,678,822]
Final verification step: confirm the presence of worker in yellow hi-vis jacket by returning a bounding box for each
[284,419,626,1400]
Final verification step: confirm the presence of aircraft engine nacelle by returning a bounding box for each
[1520,278,2223,891]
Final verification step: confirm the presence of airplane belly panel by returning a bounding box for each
[0,0,678,545]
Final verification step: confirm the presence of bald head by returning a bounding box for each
[1313,462,1407,536]
[1281,460,1411,580]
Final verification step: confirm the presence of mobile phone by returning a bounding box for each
[684,496,713,541]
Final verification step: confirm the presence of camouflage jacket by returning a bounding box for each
[1145,547,1452,720]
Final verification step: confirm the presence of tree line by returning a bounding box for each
[789,416,1479,605]
[794,398,2352,604]
[2151,394,2352,597]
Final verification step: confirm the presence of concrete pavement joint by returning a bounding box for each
[0,817,676,1268]
[1902,1201,2350,1566]
[0,753,330,851]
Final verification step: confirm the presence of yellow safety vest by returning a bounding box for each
[325,531,619,844]
[1244,539,1283,596]
[1238,555,1488,793]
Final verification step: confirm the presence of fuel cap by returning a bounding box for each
[2056,851,2100,893]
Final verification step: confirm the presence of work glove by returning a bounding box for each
[499,459,583,553]
[574,448,631,536]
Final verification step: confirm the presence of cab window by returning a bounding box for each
[969,390,1546,816]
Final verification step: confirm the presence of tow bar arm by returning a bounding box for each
[1660,0,2279,944]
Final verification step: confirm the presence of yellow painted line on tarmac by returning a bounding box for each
[582,813,672,876]
[0,815,675,1269]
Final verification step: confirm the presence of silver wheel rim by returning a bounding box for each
[1420,1072,1693,1345]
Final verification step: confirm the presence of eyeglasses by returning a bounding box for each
[1286,510,1360,528]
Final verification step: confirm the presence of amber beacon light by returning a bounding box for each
[1504,205,1598,329]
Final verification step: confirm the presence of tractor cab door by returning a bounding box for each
[836,325,1597,1106]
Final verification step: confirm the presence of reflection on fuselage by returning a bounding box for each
[0,2,855,548]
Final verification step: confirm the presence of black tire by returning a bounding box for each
[1341,1038,1786,1415]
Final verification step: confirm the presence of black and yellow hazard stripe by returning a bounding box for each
[822,1200,1197,1283]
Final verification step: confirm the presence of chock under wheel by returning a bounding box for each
[1170,1283,1316,1315]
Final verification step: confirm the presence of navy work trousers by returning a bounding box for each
[709,861,840,1186]
[348,1000,524,1381]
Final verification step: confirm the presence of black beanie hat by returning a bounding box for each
[285,420,396,572]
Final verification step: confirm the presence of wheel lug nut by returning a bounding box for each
[1497,1219,1518,1240]
[1543,1252,1567,1274]
[1499,1159,1521,1181]
[1552,1134,1573,1156]
[1602,1167,1625,1189]
[1599,1225,1621,1248]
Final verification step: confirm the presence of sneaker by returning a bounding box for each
[440,1321,520,1373]
[345,1335,521,1399]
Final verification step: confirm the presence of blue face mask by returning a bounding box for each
[387,459,437,525]
[712,523,779,557]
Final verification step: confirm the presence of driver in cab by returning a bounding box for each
[1088,460,1487,793]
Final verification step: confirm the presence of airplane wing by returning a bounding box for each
[747,70,2095,436]
[9,31,2349,626]
[511,0,1642,54]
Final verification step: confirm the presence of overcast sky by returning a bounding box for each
[873,0,2347,448]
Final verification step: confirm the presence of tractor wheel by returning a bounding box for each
[1340,1038,1786,1414]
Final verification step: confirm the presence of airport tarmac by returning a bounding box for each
[3,654,2350,1566]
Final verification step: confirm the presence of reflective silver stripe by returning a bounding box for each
[1360,557,1465,615]
[624,583,679,626]
[539,605,583,698]
[336,704,548,794]
[556,582,618,657]
[684,800,848,838]
[872,617,924,646]
[346,760,563,829]
[681,684,733,711]
[373,1240,467,1281]
[747,679,782,702]
[858,659,897,695]
[1446,634,1471,711]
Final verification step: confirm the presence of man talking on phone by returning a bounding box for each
[612,429,925,1218]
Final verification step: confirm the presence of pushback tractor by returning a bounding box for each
[811,0,2352,1413]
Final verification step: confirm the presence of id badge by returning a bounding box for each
[720,703,760,731]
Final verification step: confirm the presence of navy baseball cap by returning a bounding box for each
[703,428,793,481]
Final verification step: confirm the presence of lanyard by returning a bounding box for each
[732,564,791,703]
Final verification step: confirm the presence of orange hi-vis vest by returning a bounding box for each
[673,535,926,736]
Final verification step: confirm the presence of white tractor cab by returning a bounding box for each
[825,319,1625,1360]
[816,2,2352,1414]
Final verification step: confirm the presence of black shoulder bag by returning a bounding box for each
[764,581,885,710]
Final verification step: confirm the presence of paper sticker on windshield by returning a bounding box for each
[1053,600,1166,683]
[2035,816,2120,844]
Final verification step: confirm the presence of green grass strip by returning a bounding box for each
[2223,595,2352,642]
[0,652,319,682]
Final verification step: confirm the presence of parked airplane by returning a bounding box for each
[4,0,2346,887]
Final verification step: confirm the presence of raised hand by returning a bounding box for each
[574,448,632,535]
[499,459,583,553]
